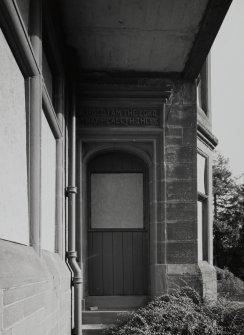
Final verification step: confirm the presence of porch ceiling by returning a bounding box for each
[59,0,232,78]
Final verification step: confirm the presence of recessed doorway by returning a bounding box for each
[86,150,149,307]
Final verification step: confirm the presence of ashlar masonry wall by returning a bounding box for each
[162,80,216,299]
[77,77,216,301]
[164,81,201,289]
[0,241,71,335]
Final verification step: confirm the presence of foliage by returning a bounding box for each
[103,287,221,335]
[103,286,244,335]
[204,298,244,335]
[215,266,244,299]
[213,152,244,277]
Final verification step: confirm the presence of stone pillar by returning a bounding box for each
[151,80,217,301]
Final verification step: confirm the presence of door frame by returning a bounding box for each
[87,150,149,297]
[77,130,162,306]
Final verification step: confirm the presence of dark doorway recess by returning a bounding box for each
[87,151,149,296]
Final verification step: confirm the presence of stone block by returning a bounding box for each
[166,163,196,180]
[58,310,72,332]
[3,281,49,306]
[167,221,197,241]
[1,329,12,335]
[166,146,194,163]
[167,242,197,264]
[166,181,195,202]
[3,300,24,329]
[167,264,201,276]
[166,263,217,301]
[167,264,202,294]
[44,290,59,315]
[166,105,195,127]
[39,310,59,334]
[11,310,43,335]
[0,290,3,331]
[198,261,217,302]
[167,274,202,293]
[157,241,166,264]
[47,324,59,335]
[166,202,197,221]
[157,222,165,242]
[150,264,167,296]
[0,241,71,335]
[157,201,165,223]
[165,127,183,145]
[23,293,45,318]
[171,81,195,105]
[183,127,195,145]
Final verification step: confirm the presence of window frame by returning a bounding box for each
[0,0,66,256]
[196,57,211,119]
[88,171,146,232]
[197,150,210,262]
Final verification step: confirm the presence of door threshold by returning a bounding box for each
[85,295,148,310]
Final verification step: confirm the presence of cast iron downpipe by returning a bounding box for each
[66,82,82,335]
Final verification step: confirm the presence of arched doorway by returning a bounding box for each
[86,150,149,306]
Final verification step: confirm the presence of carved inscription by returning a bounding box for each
[79,107,160,127]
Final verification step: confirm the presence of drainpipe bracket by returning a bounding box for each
[67,250,77,258]
[65,186,77,197]
[73,277,83,285]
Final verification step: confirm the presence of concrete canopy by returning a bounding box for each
[59,0,232,78]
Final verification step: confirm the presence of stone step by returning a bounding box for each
[82,323,114,335]
[82,331,103,335]
[85,295,148,310]
[83,310,128,325]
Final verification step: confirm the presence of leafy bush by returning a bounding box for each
[205,298,244,335]
[103,287,221,335]
[103,286,244,335]
[216,266,244,299]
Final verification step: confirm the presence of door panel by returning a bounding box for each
[122,232,134,295]
[88,231,148,295]
[113,232,124,295]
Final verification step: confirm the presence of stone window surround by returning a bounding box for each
[197,148,211,263]
[196,57,211,121]
[0,0,65,257]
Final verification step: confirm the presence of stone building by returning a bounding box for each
[0,0,231,334]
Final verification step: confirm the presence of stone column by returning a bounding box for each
[151,80,217,300]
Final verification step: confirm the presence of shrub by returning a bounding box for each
[103,286,244,335]
[216,266,244,299]
[204,298,244,335]
[103,287,221,335]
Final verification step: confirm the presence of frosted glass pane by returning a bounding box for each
[0,28,29,245]
[41,111,56,251]
[197,201,203,261]
[91,173,143,229]
[197,153,206,194]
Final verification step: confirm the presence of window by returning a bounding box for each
[0,0,65,256]
[0,28,29,245]
[197,59,210,116]
[197,152,208,261]
[41,110,56,252]
[91,173,144,229]
[40,28,64,254]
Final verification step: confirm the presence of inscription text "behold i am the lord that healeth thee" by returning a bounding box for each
[79,107,160,127]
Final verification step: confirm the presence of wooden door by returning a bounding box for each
[87,151,149,296]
